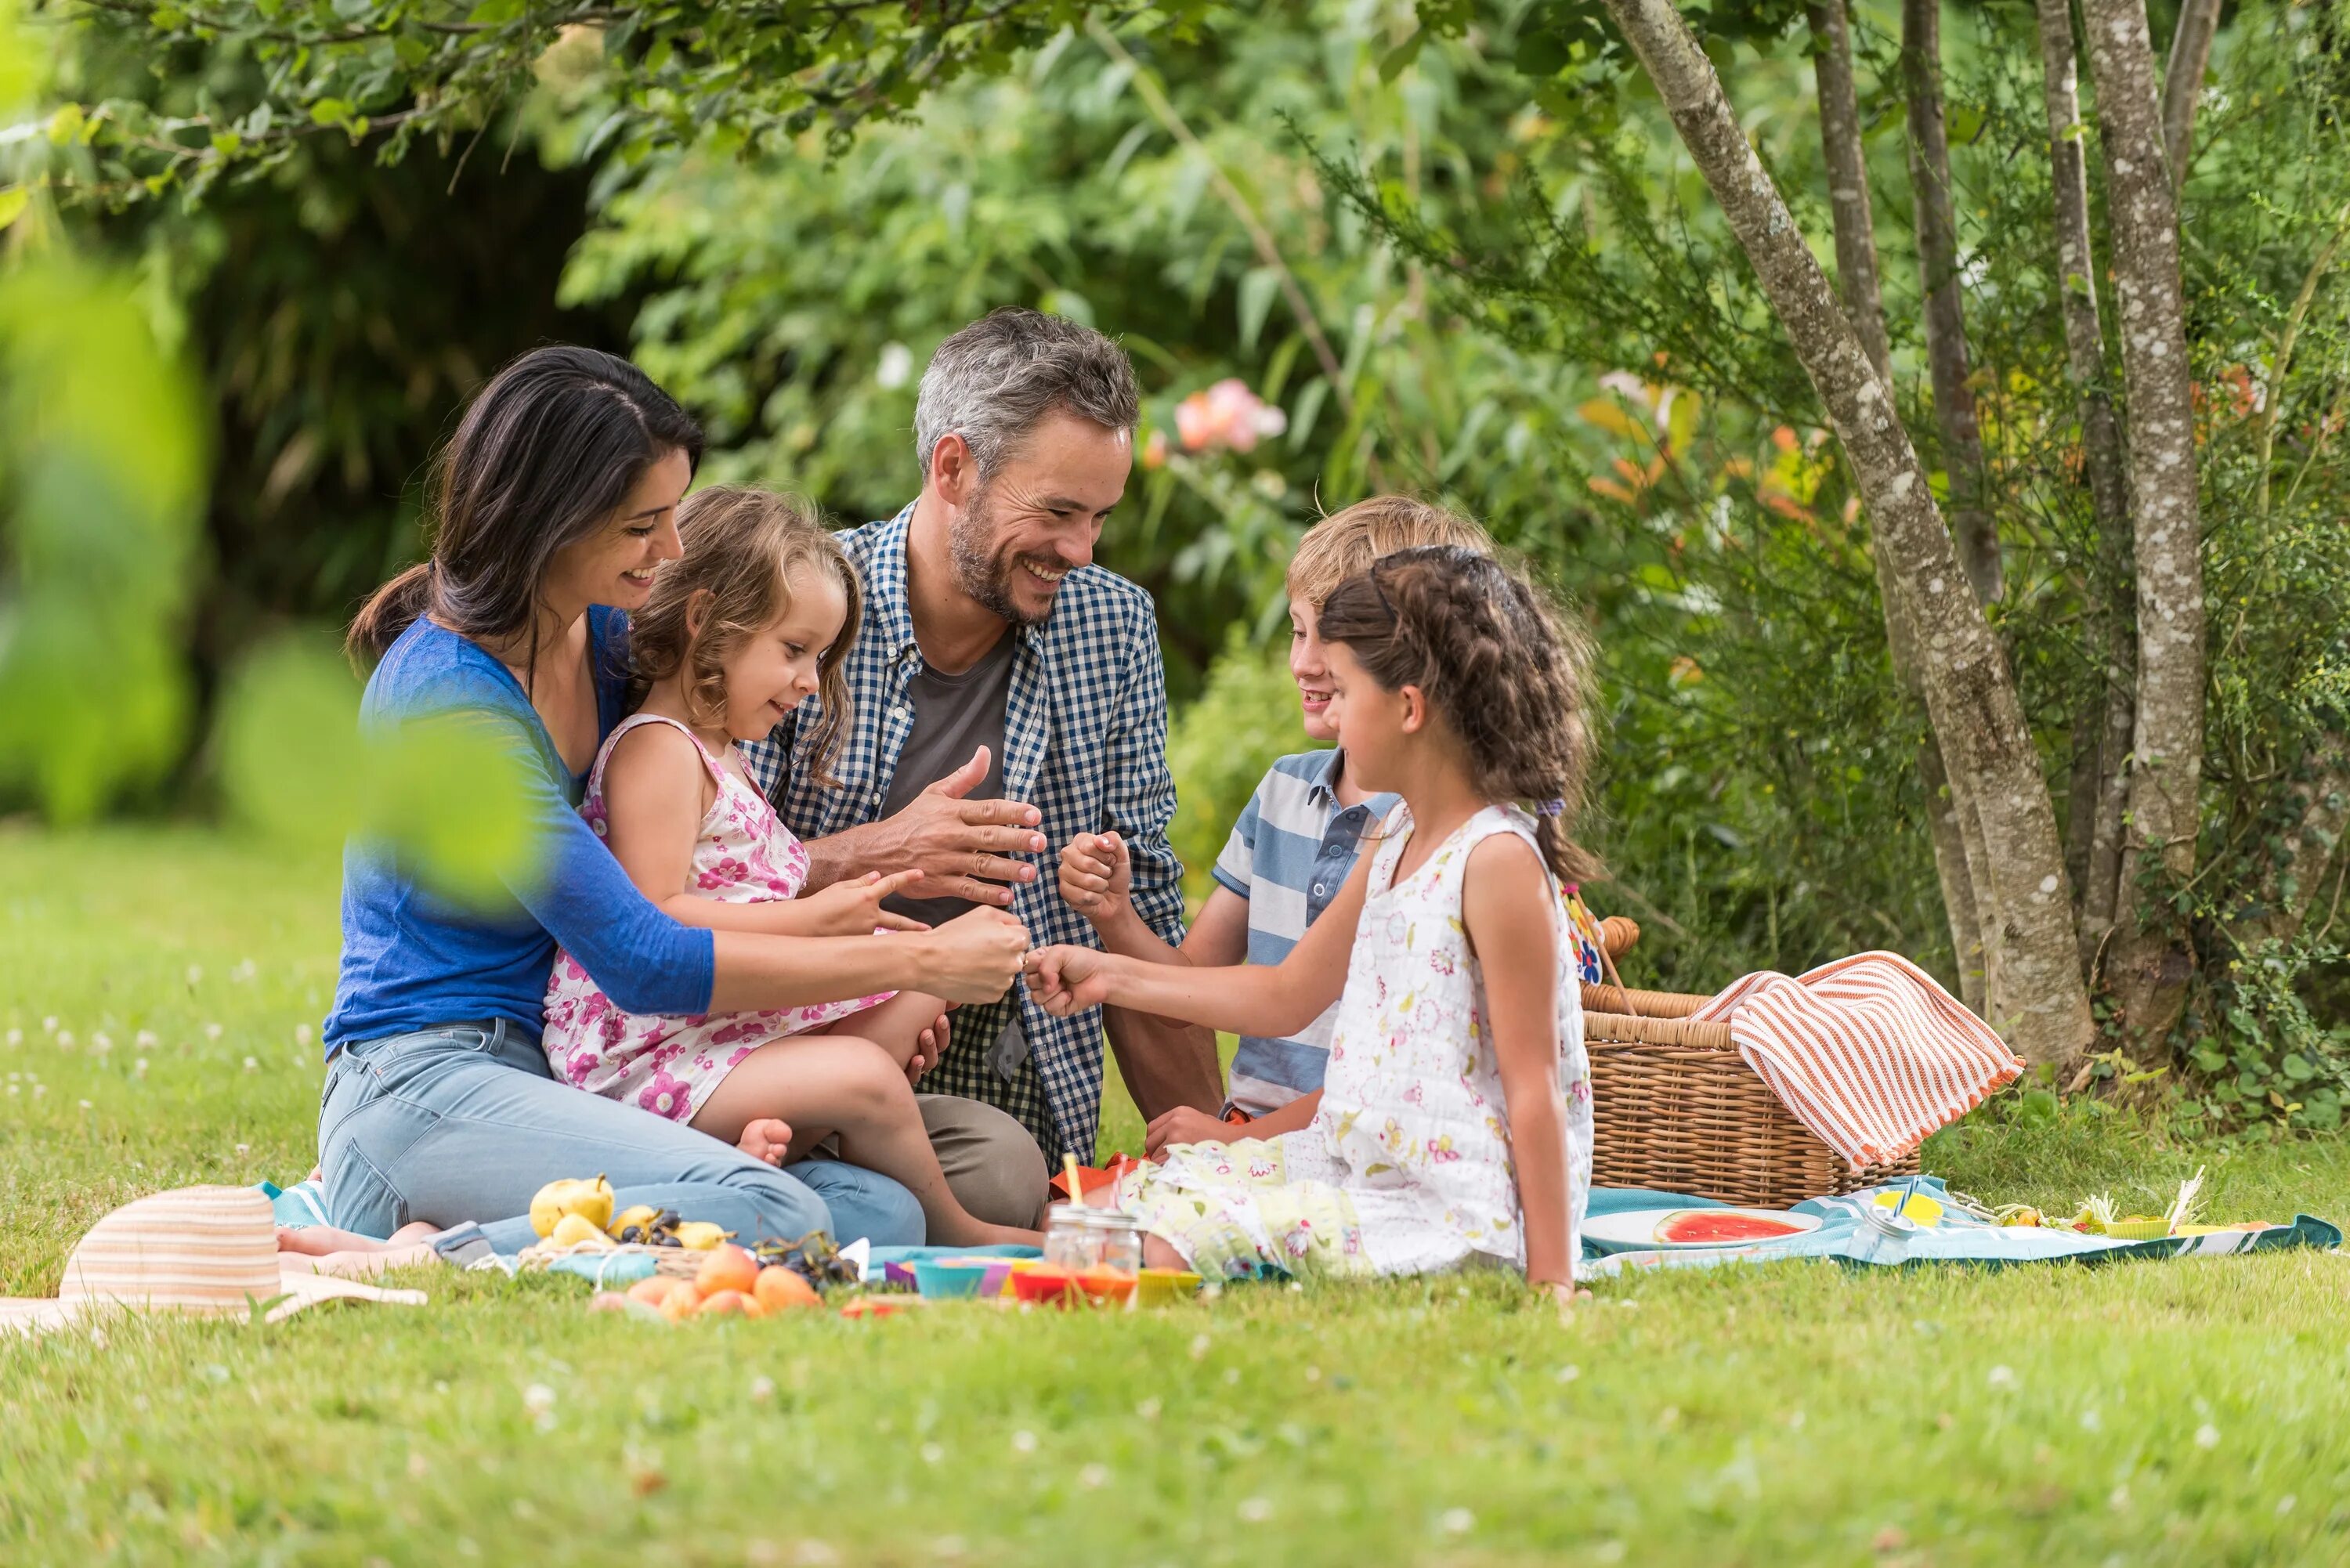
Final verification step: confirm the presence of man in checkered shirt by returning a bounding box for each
[742,310,1220,1209]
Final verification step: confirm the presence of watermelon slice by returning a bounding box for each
[1654,1210,1808,1245]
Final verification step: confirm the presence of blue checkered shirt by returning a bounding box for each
[739,504,1187,1162]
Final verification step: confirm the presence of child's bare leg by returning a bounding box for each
[692,1035,1039,1249]
[814,990,945,1069]
[277,1219,439,1257]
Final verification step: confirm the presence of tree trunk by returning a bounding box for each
[1603,0,2094,1069]
[1810,1,1895,385]
[2035,0,2137,971]
[2160,0,2222,192]
[1809,0,1987,1008]
[1901,0,2002,605]
[2080,0,2207,1045]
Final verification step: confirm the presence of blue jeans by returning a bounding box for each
[318,1020,924,1254]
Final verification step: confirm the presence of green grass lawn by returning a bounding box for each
[5,823,2349,1566]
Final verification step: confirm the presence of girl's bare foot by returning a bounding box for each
[736,1117,793,1166]
[276,1220,438,1257]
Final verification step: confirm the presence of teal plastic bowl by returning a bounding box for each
[913,1259,991,1300]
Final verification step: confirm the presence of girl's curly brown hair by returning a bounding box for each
[1317,544,1602,887]
[627,486,862,785]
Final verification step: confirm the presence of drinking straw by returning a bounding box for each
[1065,1152,1085,1208]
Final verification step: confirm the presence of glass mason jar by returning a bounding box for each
[1043,1205,1144,1275]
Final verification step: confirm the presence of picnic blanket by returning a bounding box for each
[1581,1176,2340,1279]
[1693,952,2024,1169]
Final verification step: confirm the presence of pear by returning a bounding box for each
[528,1174,616,1238]
[608,1204,660,1241]
[549,1212,614,1250]
[673,1220,730,1252]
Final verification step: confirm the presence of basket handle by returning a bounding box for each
[1597,925,1636,1015]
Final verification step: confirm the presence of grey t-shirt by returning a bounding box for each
[877,630,1017,927]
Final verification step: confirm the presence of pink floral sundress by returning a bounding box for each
[542,713,893,1123]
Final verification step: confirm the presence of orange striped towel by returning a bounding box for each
[1690,952,2023,1169]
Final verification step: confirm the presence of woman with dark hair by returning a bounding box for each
[308,347,1032,1257]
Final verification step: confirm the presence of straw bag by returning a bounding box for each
[1582,926,1921,1210]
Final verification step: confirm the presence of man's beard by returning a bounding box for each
[948,483,1053,627]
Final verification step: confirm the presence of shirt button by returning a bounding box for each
[1312,883,1325,897]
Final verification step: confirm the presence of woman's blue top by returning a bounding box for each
[321,606,716,1054]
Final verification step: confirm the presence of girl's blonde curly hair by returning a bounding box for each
[627,486,861,785]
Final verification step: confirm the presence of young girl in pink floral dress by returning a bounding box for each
[543,486,1039,1248]
[1026,547,1596,1299]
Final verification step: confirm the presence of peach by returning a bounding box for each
[696,1243,760,1299]
[658,1279,701,1321]
[699,1289,751,1318]
[627,1276,678,1308]
[754,1265,822,1313]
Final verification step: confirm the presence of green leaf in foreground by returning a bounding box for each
[219,634,542,908]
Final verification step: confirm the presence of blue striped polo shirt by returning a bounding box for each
[1210,749,1400,1118]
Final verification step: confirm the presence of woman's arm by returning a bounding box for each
[598,724,925,937]
[1461,833,1576,1295]
[1027,851,1368,1038]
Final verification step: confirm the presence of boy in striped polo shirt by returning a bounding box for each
[1055,497,1495,1152]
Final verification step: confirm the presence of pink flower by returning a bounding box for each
[1174,378,1286,454]
[637,1067,693,1122]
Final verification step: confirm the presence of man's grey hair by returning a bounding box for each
[913,309,1140,481]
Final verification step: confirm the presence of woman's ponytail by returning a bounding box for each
[345,562,437,669]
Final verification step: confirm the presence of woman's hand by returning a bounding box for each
[916,907,1032,1004]
[1058,831,1132,923]
[1023,945,1115,1017]
[795,869,930,936]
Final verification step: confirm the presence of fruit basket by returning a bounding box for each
[1580,931,1920,1210]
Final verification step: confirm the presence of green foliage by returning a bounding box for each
[37,0,1209,209]
[217,634,540,908]
[0,258,206,822]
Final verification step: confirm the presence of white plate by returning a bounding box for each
[1583,1207,1823,1249]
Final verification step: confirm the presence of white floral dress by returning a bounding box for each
[543,714,893,1123]
[1115,804,1593,1281]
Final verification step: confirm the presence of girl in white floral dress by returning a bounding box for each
[1026,546,1597,1297]
[543,487,1040,1248]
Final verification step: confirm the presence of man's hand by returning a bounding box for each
[872,746,1047,907]
[1143,1104,1233,1157]
[916,907,1033,1004]
[1058,831,1133,923]
[1022,945,1114,1017]
[796,870,931,936]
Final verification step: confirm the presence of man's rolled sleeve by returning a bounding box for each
[1103,607,1187,946]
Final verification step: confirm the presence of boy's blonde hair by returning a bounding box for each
[1285,496,1495,609]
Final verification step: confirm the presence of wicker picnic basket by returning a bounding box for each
[1580,923,1922,1210]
